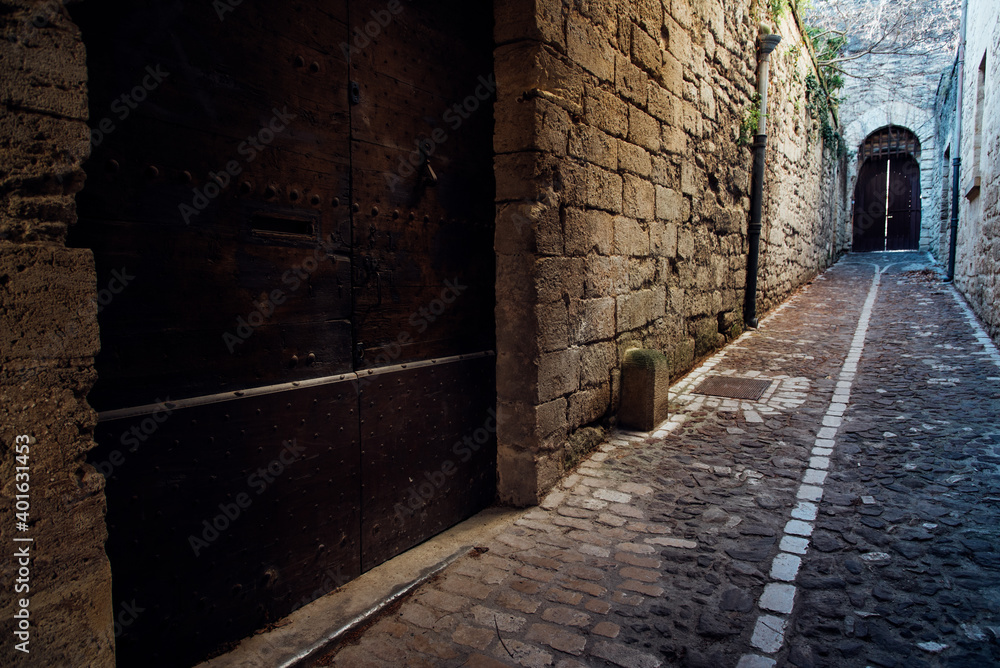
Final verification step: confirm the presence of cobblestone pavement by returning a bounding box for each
[313,252,1000,668]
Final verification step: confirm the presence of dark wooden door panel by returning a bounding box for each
[71,0,355,407]
[886,157,921,251]
[349,0,495,369]
[853,158,889,252]
[95,380,361,668]
[76,219,353,408]
[348,0,496,567]
[360,355,496,571]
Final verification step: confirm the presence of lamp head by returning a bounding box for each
[760,33,782,56]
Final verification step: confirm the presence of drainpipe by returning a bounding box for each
[744,29,782,328]
[946,0,968,282]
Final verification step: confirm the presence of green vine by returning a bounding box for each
[805,73,844,156]
[769,0,789,21]
[739,93,761,146]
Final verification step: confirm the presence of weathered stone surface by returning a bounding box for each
[0,6,114,665]
[618,348,669,431]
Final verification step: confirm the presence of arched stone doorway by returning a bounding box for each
[852,126,922,252]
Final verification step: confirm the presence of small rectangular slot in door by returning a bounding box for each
[251,213,316,238]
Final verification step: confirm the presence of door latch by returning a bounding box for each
[420,148,438,186]
[349,81,361,105]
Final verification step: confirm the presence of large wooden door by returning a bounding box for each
[69,1,495,665]
[853,158,890,252]
[347,0,496,571]
[852,127,922,252]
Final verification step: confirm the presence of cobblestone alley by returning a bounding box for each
[316,252,1000,668]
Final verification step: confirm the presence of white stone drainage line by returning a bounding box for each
[738,263,886,668]
[946,285,1000,375]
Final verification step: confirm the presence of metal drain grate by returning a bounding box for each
[693,376,773,401]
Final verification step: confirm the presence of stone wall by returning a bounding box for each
[952,0,1000,342]
[933,59,960,263]
[493,0,847,505]
[0,2,115,665]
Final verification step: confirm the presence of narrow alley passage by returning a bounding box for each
[310,251,1000,668]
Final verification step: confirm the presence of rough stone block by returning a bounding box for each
[680,161,699,196]
[580,341,616,386]
[618,348,669,431]
[495,42,583,108]
[677,227,694,259]
[538,348,581,402]
[618,140,652,176]
[565,207,613,256]
[700,79,717,120]
[495,197,563,256]
[615,53,648,107]
[668,0,694,28]
[583,164,623,213]
[570,297,616,343]
[0,245,99,362]
[494,96,570,156]
[614,215,649,256]
[568,384,612,428]
[661,124,687,154]
[495,152,558,202]
[538,300,569,352]
[650,221,678,257]
[663,14,691,65]
[630,23,662,74]
[569,125,617,171]
[567,13,613,81]
[617,288,666,331]
[655,185,685,222]
[659,49,684,93]
[623,175,655,220]
[536,256,585,303]
[584,256,613,297]
[497,446,542,506]
[585,84,628,138]
[648,84,681,125]
[666,336,694,373]
[494,0,566,48]
[628,105,660,153]
[497,351,539,403]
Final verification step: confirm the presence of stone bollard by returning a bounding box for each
[618,348,670,431]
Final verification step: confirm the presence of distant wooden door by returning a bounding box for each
[853,127,921,252]
[852,157,921,252]
[69,0,495,665]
